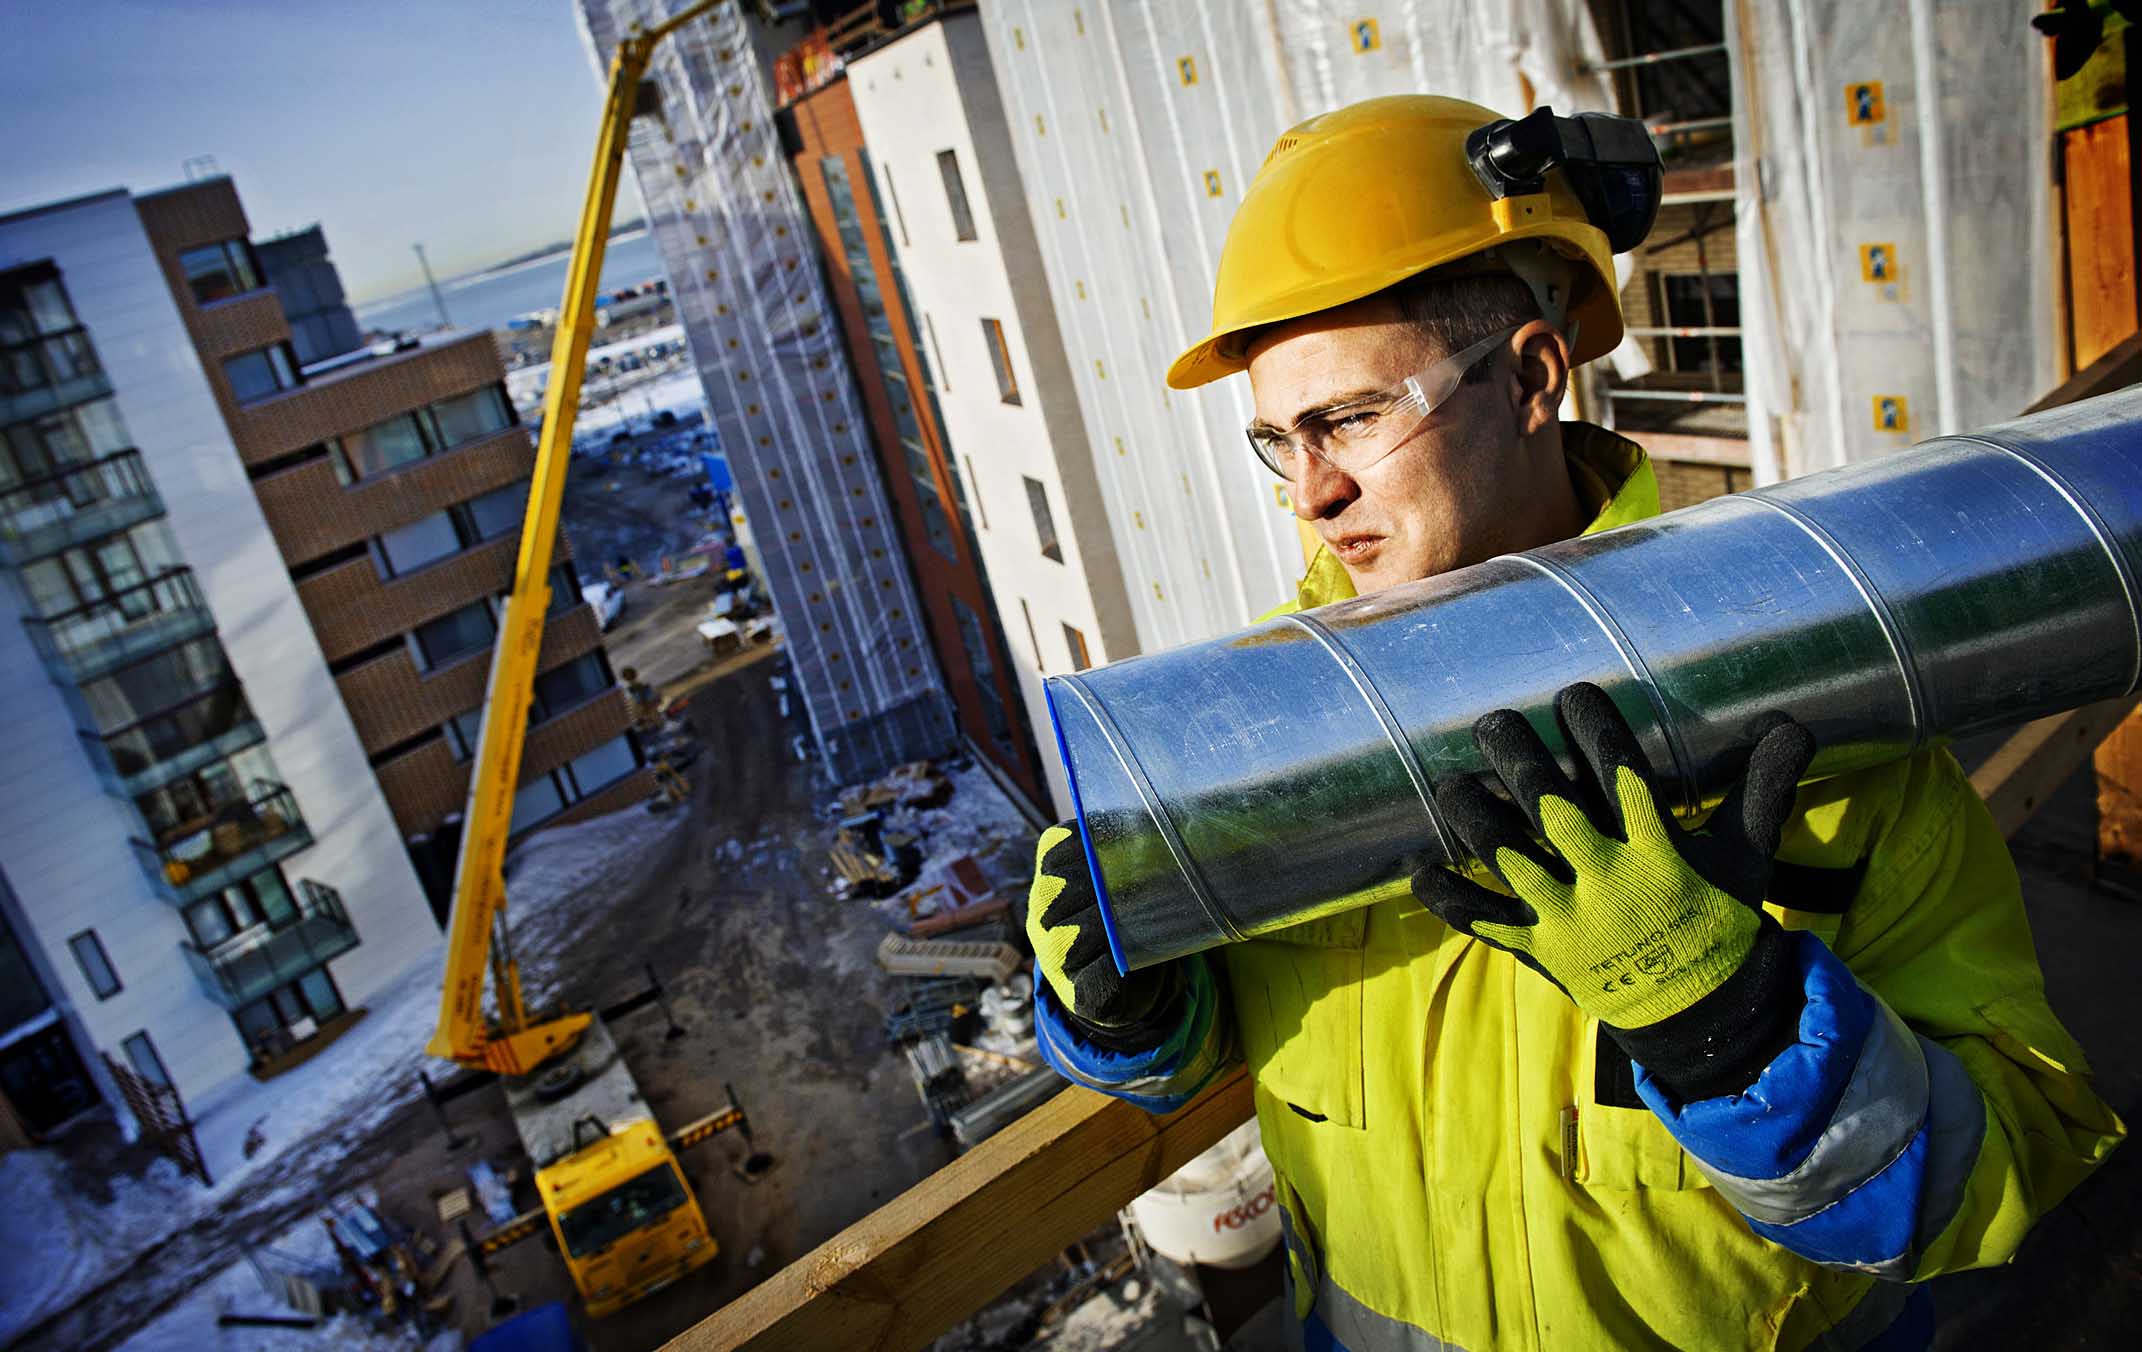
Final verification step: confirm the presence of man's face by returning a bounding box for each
[1245,295,1528,594]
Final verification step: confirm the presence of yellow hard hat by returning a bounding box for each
[1167,95,1643,390]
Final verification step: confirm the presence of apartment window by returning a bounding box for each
[1,265,100,399]
[936,149,978,241]
[78,637,231,731]
[1657,273,1743,375]
[183,868,296,949]
[951,597,1015,750]
[1,398,129,488]
[371,511,462,579]
[923,314,949,391]
[1020,598,1044,672]
[533,653,608,718]
[410,600,496,671]
[332,413,429,484]
[121,1031,169,1087]
[1063,623,1093,672]
[177,240,262,306]
[222,344,299,403]
[133,743,274,840]
[68,930,121,1000]
[982,319,1020,404]
[463,482,528,539]
[509,773,567,835]
[233,970,343,1051]
[430,385,513,448]
[443,707,486,762]
[1024,475,1062,562]
[567,735,637,796]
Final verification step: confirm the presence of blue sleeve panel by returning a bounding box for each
[1033,955,1231,1115]
[1636,931,1989,1279]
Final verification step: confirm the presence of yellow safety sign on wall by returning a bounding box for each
[1353,18,1382,53]
[1873,394,1909,432]
[1859,242,1897,283]
[1204,169,1224,197]
[1845,81,1885,125]
[1179,56,1198,86]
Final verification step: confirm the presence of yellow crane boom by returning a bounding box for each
[428,1,720,1075]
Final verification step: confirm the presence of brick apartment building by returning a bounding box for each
[133,179,654,884]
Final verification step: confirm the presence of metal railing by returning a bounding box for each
[0,325,110,424]
[83,683,263,790]
[133,780,312,906]
[0,449,164,565]
[180,878,358,1010]
[20,568,215,684]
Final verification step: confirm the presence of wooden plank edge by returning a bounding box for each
[1969,696,2141,839]
[669,1070,1254,1351]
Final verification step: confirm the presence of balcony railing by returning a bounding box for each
[0,449,166,566]
[0,326,111,425]
[79,683,265,798]
[180,879,358,1011]
[20,568,217,686]
[133,781,313,907]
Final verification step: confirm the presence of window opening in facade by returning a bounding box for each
[1657,272,1744,375]
[232,966,344,1054]
[1,265,100,400]
[178,240,262,306]
[937,149,978,242]
[121,1030,170,1087]
[329,385,513,484]
[67,930,121,1000]
[410,600,497,671]
[1023,475,1061,562]
[1063,623,1092,672]
[222,344,300,403]
[1020,597,1044,672]
[182,866,296,949]
[982,319,1020,404]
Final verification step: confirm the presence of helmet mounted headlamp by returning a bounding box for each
[1464,107,1663,254]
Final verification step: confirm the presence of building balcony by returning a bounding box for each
[0,450,166,567]
[0,325,112,426]
[181,879,358,1011]
[79,682,267,798]
[20,568,217,686]
[132,780,313,907]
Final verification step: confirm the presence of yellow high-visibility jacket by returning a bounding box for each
[1035,425,2123,1350]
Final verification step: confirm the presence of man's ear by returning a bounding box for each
[1506,320,1569,438]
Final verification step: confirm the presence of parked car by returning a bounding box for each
[582,580,625,630]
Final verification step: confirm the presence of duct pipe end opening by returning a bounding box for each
[1045,675,1135,977]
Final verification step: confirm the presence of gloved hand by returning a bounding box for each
[1026,822,1179,1048]
[1412,682,1817,1099]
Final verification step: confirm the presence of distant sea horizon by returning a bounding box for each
[352,228,668,337]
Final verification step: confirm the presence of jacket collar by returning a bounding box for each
[1291,422,1657,610]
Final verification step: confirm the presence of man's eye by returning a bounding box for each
[1331,410,1379,433]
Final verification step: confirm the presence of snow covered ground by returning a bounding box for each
[0,807,683,1349]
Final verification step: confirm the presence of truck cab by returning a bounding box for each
[506,1019,717,1316]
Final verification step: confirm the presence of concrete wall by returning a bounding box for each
[0,192,438,1107]
[849,14,1140,814]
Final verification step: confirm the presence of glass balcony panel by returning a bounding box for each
[80,684,266,797]
[0,449,165,566]
[133,781,314,907]
[180,878,358,1010]
[20,568,216,685]
[0,329,111,426]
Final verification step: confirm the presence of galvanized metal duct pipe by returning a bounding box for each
[1045,388,2142,973]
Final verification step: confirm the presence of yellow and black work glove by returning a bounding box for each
[1412,682,1817,1100]
[1026,822,1181,1049]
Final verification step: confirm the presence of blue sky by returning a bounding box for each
[0,0,647,304]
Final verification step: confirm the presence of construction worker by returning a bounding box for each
[1025,97,2123,1350]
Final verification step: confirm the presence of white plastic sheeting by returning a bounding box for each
[577,0,955,784]
[1730,0,2058,480]
[976,1,1619,648]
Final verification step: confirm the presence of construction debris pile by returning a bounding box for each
[817,757,1061,1151]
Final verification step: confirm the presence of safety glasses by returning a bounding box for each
[1245,325,1519,480]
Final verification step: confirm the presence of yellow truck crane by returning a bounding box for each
[426,1,750,1318]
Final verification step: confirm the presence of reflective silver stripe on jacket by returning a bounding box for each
[1907,1032,1990,1258]
[1694,1001,1929,1226]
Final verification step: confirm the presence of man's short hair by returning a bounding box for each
[1386,270,1542,382]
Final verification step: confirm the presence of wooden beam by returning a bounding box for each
[1969,697,2142,839]
[672,1071,1253,1351]
[2023,330,2142,414]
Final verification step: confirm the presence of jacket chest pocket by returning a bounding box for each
[1225,911,1368,1129]
[1575,1023,1708,1191]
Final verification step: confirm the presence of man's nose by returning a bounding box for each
[1292,449,1359,521]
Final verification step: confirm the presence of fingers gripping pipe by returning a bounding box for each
[1045,389,2142,972]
